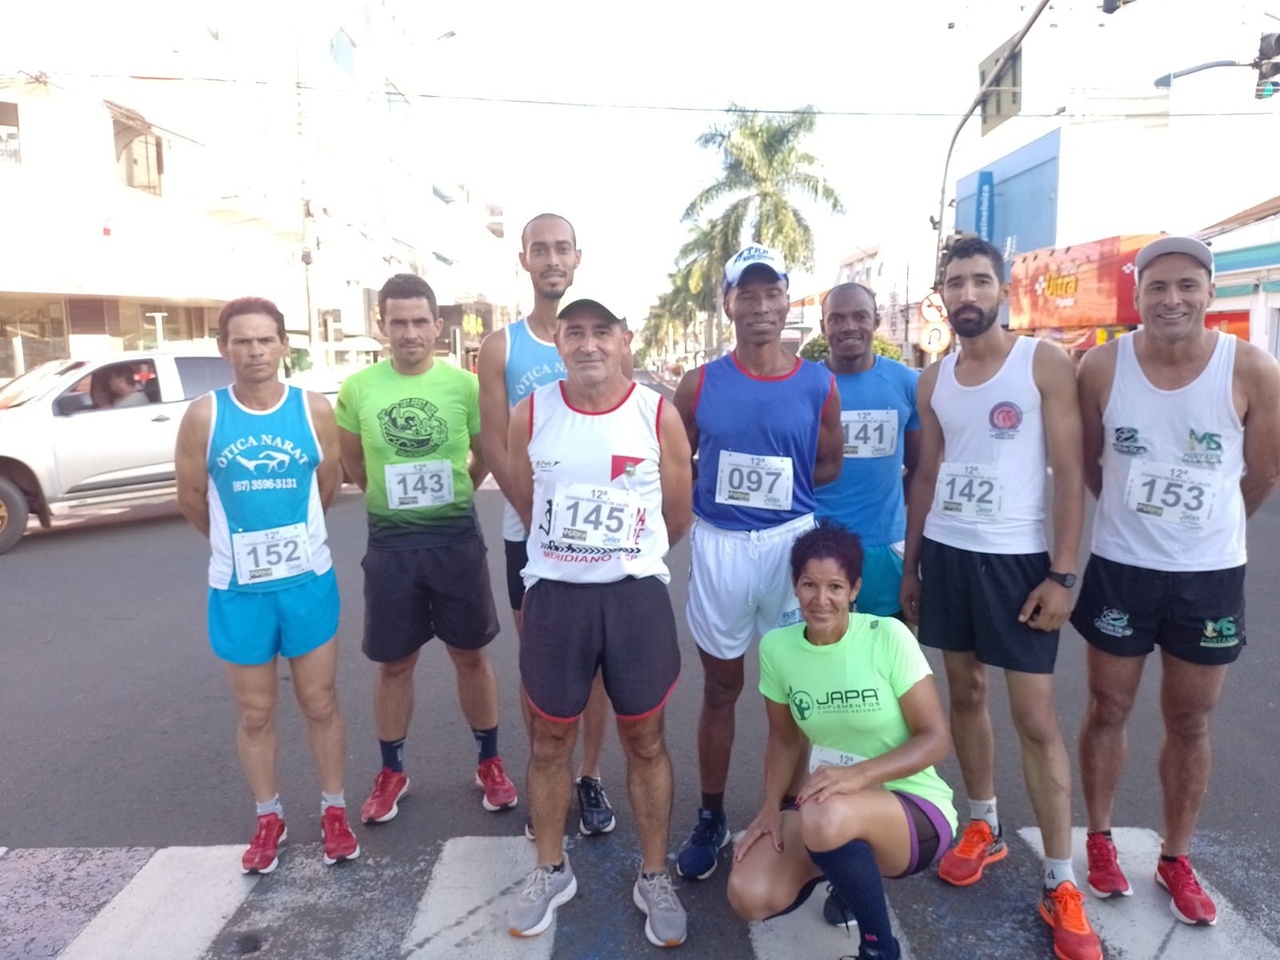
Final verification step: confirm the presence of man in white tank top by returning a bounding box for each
[902,237,1101,960]
[476,214,618,838]
[1073,236,1280,927]
[504,296,694,946]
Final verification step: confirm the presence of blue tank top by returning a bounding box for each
[504,319,566,404]
[692,354,834,531]
[205,385,332,592]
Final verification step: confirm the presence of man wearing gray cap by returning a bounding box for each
[671,245,844,881]
[1074,235,1280,926]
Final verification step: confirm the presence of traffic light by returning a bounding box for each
[1257,34,1280,99]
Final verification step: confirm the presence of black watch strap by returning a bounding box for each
[1046,570,1076,588]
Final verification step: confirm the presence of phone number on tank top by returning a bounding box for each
[548,482,643,550]
[714,451,794,511]
[841,410,897,458]
[935,462,1004,521]
[231,522,312,585]
[385,460,453,509]
[1124,460,1221,529]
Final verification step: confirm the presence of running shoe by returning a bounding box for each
[576,776,617,836]
[839,939,901,960]
[524,817,536,841]
[823,883,857,928]
[476,756,519,811]
[321,806,360,866]
[241,813,286,874]
[1038,882,1103,960]
[937,820,1007,887]
[632,870,688,947]
[1085,831,1131,899]
[1156,855,1217,926]
[507,855,577,937]
[675,807,730,880]
[360,768,410,824]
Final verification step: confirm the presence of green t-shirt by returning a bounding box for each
[759,614,957,830]
[336,360,480,543]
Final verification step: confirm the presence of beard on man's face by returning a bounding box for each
[949,304,999,338]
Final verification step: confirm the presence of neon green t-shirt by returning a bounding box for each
[336,360,480,542]
[759,614,957,830]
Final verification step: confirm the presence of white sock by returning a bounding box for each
[1044,856,1076,889]
[255,795,283,818]
[968,797,998,831]
[322,790,346,812]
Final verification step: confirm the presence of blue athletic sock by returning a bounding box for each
[380,737,405,773]
[255,795,283,818]
[473,726,499,763]
[808,839,900,960]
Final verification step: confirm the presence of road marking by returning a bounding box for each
[1018,827,1280,960]
[57,846,257,960]
[400,836,553,960]
[749,888,917,959]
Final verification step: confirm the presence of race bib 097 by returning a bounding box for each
[714,451,794,511]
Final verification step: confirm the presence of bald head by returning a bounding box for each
[521,213,577,251]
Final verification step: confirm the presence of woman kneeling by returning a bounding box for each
[727,522,957,960]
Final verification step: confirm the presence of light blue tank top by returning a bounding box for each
[205,385,332,591]
[504,319,566,404]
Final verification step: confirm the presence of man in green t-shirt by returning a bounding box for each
[337,273,517,825]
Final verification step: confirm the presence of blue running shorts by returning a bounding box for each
[208,569,340,666]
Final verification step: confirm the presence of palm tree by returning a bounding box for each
[684,104,844,273]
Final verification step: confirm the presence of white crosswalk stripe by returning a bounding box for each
[3,830,1277,959]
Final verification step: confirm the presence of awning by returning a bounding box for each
[1197,196,1280,241]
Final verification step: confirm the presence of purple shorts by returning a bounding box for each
[887,791,954,879]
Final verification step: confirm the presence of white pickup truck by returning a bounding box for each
[0,348,342,554]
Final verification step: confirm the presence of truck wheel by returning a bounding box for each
[0,476,30,554]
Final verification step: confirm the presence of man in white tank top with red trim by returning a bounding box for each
[505,295,694,947]
[1073,236,1280,927]
[902,237,1101,960]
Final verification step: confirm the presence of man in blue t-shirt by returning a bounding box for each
[814,283,920,617]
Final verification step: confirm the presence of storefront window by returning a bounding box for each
[0,298,69,380]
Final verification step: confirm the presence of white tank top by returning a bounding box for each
[523,381,671,588]
[924,336,1047,554]
[1091,331,1245,572]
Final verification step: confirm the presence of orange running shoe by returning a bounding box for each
[1039,881,1103,960]
[1156,855,1217,926]
[938,820,1007,887]
[1085,832,1132,899]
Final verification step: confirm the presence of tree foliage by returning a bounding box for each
[799,333,905,363]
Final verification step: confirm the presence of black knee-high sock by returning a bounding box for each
[808,840,899,959]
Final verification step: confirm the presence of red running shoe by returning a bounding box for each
[937,820,1007,887]
[1039,881,1103,960]
[1156,855,1217,926]
[321,806,360,866]
[476,756,518,811]
[241,813,286,874]
[1085,831,1132,899]
[360,768,410,824]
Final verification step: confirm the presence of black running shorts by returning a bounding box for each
[361,535,500,663]
[917,538,1059,674]
[504,538,528,613]
[1070,554,1246,666]
[520,576,681,721]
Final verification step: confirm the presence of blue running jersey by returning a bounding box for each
[814,356,920,547]
[505,319,566,404]
[206,385,332,591]
[692,354,834,531]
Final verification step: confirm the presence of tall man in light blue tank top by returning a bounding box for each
[902,237,1100,960]
[1074,236,1280,926]
[477,213,617,838]
[814,282,920,617]
[175,297,360,875]
[672,245,844,881]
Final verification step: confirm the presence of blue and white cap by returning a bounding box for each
[722,245,788,295]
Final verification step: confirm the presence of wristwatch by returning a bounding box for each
[1045,570,1076,588]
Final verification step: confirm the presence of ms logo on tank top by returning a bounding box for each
[377,398,449,458]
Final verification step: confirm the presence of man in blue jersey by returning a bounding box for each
[477,213,616,838]
[814,282,920,619]
[672,245,844,881]
[175,297,359,874]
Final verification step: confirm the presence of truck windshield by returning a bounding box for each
[0,360,86,409]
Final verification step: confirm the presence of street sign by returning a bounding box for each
[917,320,952,355]
[919,292,947,325]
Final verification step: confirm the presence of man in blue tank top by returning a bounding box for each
[1074,236,1280,926]
[814,283,920,618]
[477,213,617,838]
[672,245,844,881]
[175,297,359,875]
[902,237,1100,960]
